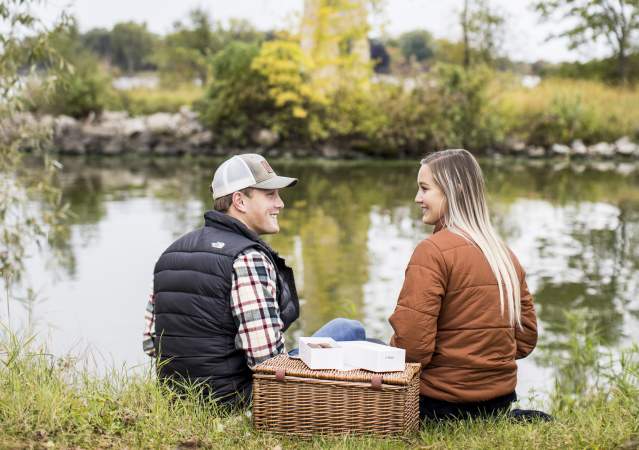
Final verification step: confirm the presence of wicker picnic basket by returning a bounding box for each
[252,354,421,436]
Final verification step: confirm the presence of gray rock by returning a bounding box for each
[54,115,78,135]
[102,136,127,155]
[320,144,340,158]
[121,117,146,136]
[129,130,154,154]
[526,146,546,158]
[589,142,615,158]
[145,113,179,133]
[503,138,526,154]
[152,139,181,155]
[101,110,129,122]
[56,133,87,154]
[571,140,588,156]
[82,122,121,138]
[178,105,198,121]
[187,130,213,148]
[550,143,571,156]
[615,136,638,156]
[253,129,279,148]
[176,119,203,138]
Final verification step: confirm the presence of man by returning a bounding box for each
[143,153,299,406]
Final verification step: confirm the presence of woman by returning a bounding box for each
[389,149,538,421]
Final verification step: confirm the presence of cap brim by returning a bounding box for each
[252,176,298,190]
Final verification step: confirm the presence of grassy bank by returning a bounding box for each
[29,56,639,155]
[108,76,639,153]
[495,78,639,146]
[1,323,637,449]
[111,85,205,116]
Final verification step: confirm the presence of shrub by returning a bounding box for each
[322,81,441,156]
[111,85,204,116]
[431,63,500,151]
[26,26,114,118]
[197,40,325,147]
[196,42,268,147]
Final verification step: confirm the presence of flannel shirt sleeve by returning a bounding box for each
[142,290,156,357]
[231,249,284,368]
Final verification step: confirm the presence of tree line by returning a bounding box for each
[56,1,639,85]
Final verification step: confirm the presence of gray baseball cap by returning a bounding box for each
[211,154,298,200]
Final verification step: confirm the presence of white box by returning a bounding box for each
[340,341,406,373]
[299,337,345,370]
[298,337,406,372]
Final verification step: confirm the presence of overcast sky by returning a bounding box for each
[37,0,610,63]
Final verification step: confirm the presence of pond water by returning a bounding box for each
[14,156,639,405]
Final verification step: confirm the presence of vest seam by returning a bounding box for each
[155,268,230,281]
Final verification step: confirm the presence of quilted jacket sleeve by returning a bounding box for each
[389,239,447,367]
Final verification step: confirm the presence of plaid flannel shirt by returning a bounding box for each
[143,248,285,368]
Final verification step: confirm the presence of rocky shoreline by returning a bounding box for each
[4,108,639,159]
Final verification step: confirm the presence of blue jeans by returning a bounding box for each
[288,318,369,356]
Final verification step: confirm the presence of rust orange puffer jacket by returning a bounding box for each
[389,226,538,403]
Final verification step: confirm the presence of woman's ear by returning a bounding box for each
[231,191,247,213]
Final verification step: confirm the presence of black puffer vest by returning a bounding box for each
[153,210,299,405]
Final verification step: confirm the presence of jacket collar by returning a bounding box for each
[203,210,279,258]
[204,210,260,241]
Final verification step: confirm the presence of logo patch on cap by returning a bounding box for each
[261,161,274,174]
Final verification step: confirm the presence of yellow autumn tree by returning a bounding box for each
[251,39,328,142]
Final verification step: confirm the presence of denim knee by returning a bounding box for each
[327,317,366,341]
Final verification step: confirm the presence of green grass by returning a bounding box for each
[495,78,639,145]
[109,85,205,116]
[1,323,637,449]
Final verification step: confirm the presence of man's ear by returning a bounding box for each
[231,191,247,213]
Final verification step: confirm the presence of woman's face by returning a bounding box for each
[415,164,447,225]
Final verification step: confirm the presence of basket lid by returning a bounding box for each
[254,354,421,386]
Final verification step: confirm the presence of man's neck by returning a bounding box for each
[225,209,258,235]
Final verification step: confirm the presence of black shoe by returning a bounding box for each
[509,408,553,422]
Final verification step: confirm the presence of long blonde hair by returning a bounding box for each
[421,149,522,328]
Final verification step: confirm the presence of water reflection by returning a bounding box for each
[14,157,639,397]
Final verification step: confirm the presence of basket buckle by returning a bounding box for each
[371,375,383,390]
[275,368,286,381]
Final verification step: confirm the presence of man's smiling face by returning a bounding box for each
[240,188,285,235]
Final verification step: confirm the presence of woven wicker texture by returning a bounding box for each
[254,354,421,385]
[252,355,421,436]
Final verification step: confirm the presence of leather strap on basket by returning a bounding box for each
[371,375,383,390]
[275,368,286,381]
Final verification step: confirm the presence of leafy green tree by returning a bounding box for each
[110,21,157,73]
[28,23,113,118]
[80,28,112,62]
[460,0,506,68]
[155,8,263,86]
[197,39,324,146]
[533,0,639,82]
[434,64,498,149]
[1,0,70,300]
[433,38,466,65]
[398,29,435,63]
[196,42,268,146]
